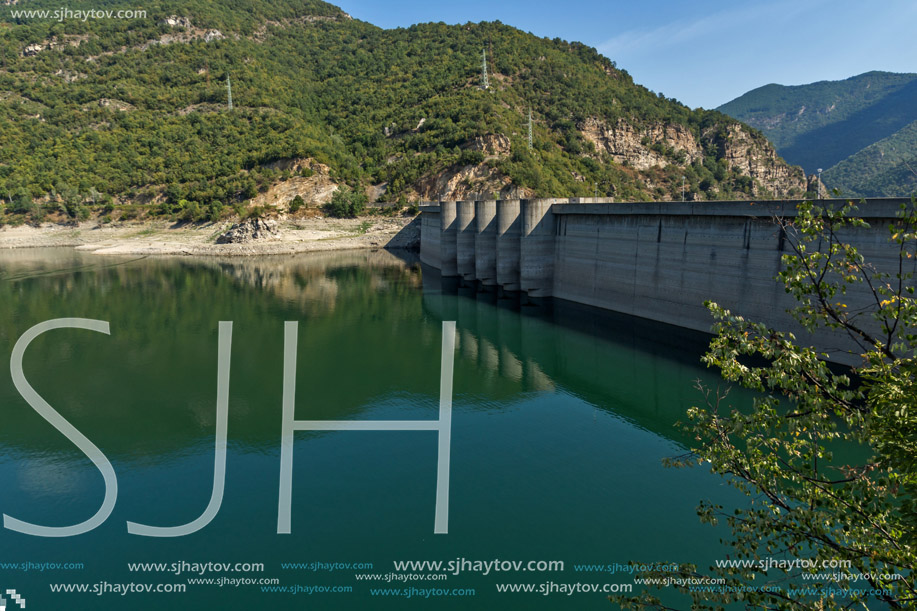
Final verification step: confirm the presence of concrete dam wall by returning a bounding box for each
[420,197,916,364]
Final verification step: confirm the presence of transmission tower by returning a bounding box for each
[226,76,233,111]
[481,48,489,90]
[528,108,533,150]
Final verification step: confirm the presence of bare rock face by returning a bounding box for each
[580,116,806,198]
[714,124,807,197]
[406,134,522,200]
[252,158,339,208]
[160,15,192,28]
[806,174,825,196]
[413,164,531,201]
[97,98,135,111]
[580,117,703,170]
[203,30,224,42]
[216,218,279,244]
[143,25,225,50]
[22,43,44,57]
[463,134,512,157]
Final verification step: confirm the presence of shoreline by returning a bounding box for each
[0,214,420,257]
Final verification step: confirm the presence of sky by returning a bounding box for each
[334,0,916,109]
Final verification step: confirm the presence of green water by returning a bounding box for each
[0,247,749,609]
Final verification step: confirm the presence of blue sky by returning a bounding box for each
[334,0,916,109]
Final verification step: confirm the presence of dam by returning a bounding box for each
[419,197,916,364]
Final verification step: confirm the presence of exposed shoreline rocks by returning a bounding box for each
[0,215,420,257]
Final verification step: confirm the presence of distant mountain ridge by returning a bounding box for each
[718,71,917,197]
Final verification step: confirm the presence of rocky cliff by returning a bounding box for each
[712,124,808,197]
[410,163,532,201]
[580,118,703,170]
[411,117,806,202]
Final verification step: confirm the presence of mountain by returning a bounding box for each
[823,121,917,197]
[0,0,806,221]
[718,71,917,197]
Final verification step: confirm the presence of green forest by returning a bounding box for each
[0,0,801,223]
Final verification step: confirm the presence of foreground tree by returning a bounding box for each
[615,200,917,609]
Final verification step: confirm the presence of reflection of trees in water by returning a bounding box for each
[210,250,423,314]
[0,249,423,342]
[0,249,432,459]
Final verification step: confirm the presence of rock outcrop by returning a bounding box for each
[580,118,703,170]
[216,218,279,244]
[141,25,225,50]
[252,158,340,208]
[413,163,531,201]
[462,134,512,157]
[579,116,806,198]
[712,124,807,197]
[160,15,192,28]
[95,98,135,112]
[22,43,44,57]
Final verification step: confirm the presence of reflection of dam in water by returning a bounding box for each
[423,269,554,394]
[420,264,753,442]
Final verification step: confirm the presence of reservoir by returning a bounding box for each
[0,247,751,609]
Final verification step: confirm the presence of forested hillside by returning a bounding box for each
[0,0,806,222]
[822,121,917,196]
[719,71,917,197]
